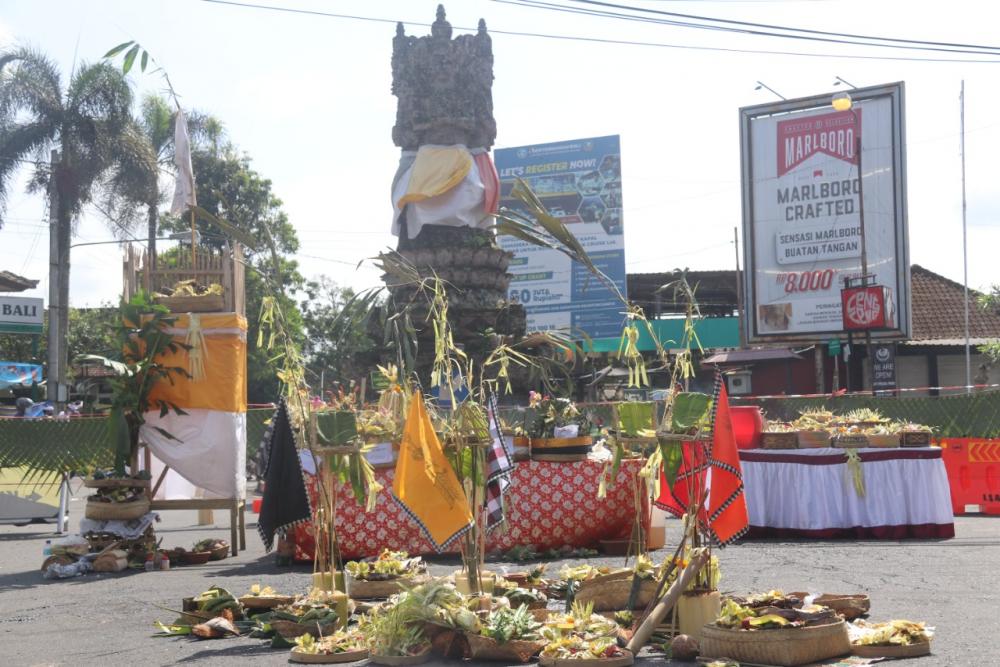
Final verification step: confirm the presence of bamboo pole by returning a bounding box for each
[626,549,709,653]
[190,207,196,267]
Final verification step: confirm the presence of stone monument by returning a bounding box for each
[385,5,524,373]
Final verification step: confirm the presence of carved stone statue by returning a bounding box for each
[391,5,496,150]
[383,6,524,374]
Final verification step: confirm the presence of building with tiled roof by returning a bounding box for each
[0,271,38,293]
[908,264,1000,345]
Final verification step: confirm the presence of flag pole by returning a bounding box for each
[190,207,197,267]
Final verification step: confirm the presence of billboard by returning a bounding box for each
[495,135,627,339]
[739,82,911,342]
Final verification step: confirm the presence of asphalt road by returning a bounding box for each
[0,485,995,666]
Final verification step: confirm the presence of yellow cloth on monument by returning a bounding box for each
[392,392,473,551]
[396,146,472,207]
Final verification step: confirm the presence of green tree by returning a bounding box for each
[301,276,380,395]
[0,306,118,364]
[0,48,158,389]
[161,142,305,403]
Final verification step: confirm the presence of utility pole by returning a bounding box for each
[961,80,971,392]
[734,226,746,349]
[46,150,63,405]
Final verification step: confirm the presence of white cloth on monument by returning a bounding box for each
[740,447,953,531]
[139,409,246,499]
[170,108,197,215]
[391,146,492,239]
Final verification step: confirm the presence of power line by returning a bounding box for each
[199,0,1000,64]
[502,0,1000,57]
[565,0,1000,53]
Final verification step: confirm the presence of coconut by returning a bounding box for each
[669,634,699,661]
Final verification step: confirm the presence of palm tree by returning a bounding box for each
[138,93,174,267]
[0,47,157,391]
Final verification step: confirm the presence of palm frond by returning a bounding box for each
[0,47,63,122]
[493,177,625,304]
[0,120,55,220]
[140,93,175,162]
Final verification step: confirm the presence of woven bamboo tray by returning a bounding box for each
[155,294,225,313]
[85,497,150,521]
[239,595,296,610]
[368,649,432,666]
[797,431,831,448]
[573,571,659,611]
[699,620,851,667]
[538,651,633,667]
[833,434,870,448]
[84,477,151,489]
[852,641,931,658]
[347,574,427,600]
[788,592,870,620]
[466,634,545,663]
[762,432,798,449]
[900,431,933,447]
[289,648,370,664]
[867,433,900,448]
[271,619,340,639]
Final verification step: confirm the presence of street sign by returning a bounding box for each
[872,343,897,393]
[841,285,894,331]
[0,296,43,335]
[827,339,841,356]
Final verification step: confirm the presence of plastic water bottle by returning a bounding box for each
[42,540,52,556]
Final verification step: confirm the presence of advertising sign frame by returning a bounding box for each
[495,135,627,340]
[739,82,911,343]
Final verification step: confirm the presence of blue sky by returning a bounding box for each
[2,0,999,307]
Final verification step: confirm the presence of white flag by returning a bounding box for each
[170,108,197,216]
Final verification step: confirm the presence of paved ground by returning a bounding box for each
[0,484,995,666]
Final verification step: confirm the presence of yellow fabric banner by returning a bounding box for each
[396,146,472,207]
[146,313,248,413]
[392,392,473,551]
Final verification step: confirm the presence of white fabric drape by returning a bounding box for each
[741,448,953,531]
[170,109,197,216]
[140,409,246,500]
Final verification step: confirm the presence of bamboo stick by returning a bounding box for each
[626,549,709,653]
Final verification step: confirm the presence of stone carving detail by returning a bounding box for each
[391,5,496,150]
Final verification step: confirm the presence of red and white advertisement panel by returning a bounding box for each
[739,83,911,342]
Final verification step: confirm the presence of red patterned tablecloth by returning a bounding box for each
[287,459,646,561]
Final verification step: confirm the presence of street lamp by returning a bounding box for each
[754,81,787,101]
[831,91,876,392]
[833,76,858,90]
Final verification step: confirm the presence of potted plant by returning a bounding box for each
[79,292,189,521]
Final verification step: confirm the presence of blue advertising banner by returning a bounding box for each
[494,135,627,339]
[0,362,42,390]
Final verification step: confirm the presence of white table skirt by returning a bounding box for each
[739,447,954,538]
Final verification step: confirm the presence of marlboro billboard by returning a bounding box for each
[739,82,912,342]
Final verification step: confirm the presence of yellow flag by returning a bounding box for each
[392,392,473,550]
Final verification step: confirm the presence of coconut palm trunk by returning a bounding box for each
[147,202,158,269]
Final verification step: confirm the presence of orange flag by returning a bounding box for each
[392,392,473,551]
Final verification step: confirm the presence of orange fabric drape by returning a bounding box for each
[146,313,247,413]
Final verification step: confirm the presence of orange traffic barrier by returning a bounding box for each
[939,438,1000,515]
